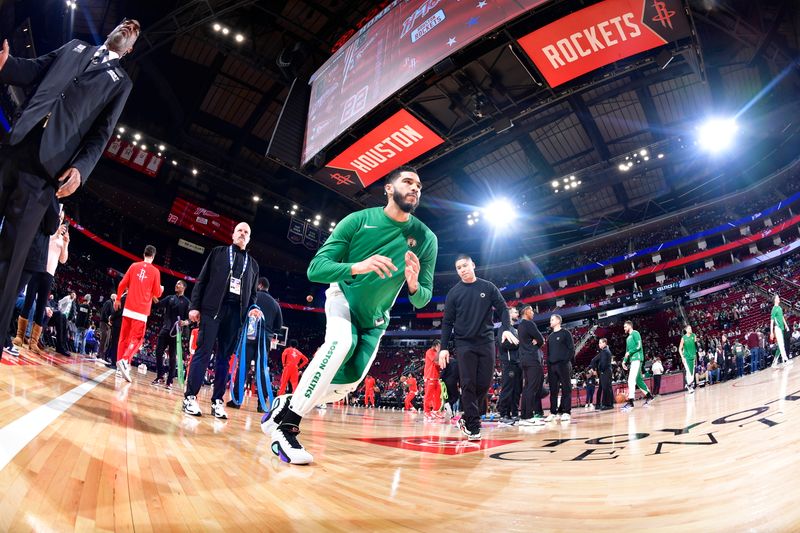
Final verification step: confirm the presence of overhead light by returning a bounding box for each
[273,205,280,210]
[658,153,664,159]
[578,180,582,185]
[313,220,320,226]
[171,160,178,166]
[570,175,575,181]
[698,117,738,153]
[619,164,628,171]
[467,219,474,226]
[564,183,571,190]
[192,169,198,175]
[639,149,648,156]
[290,210,297,215]
[133,133,141,140]
[306,218,311,222]
[644,156,649,161]
[551,180,559,188]
[140,144,147,151]
[483,198,517,227]
[331,222,336,227]
[315,214,321,220]
[222,27,230,35]
[554,189,559,193]
[118,127,125,133]
[252,195,261,202]
[292,204,298,209]
[158,144,166,152]
[116,134,121,139]
[131,141,138,146]
[562,178,568,183]
[235,34,244,43]
[213,23,221,32]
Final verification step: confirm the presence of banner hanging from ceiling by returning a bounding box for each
[312,109,443,196]
[104,137,164,177]
[167,197,238,244]
[518,0,691,87]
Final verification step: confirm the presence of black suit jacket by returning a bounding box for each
[190,246,259,322]
[0,39,132,181]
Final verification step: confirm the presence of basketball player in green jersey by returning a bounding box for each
[679,325,698,393]
[262,166,438,464]
[770,294,791,368]
[620,320,654,412]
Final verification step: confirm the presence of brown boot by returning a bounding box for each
[12,317,28,347]
[28,324,48,356]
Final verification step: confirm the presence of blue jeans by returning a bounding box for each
[75,327,86,353]
[708,369,720,384]
[736,357,744,377]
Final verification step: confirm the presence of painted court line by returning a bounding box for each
[0,369,113,472]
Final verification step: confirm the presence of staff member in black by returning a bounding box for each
[228,276,283,412]
[0,19,140,343]
[184,222,262,419]
[151,280,190,389]
[590,337,614,410]
[546,314,575,422]
[497,306,521,424]
[439,254,515,441]
[517,305,547,426]
[97,293,116,362]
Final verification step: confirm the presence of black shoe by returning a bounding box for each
[151,377,164,386]
[226,400,241,409]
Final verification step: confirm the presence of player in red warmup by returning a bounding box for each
[403,374,418,410]
[114,245,163,383]
[423,340,442,419]
[279,340,309,395]
[363,374,376,407]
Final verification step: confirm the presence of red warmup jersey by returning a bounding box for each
[282,347,309,369]
[424,348,440,380]
[117,261,162,320]
[364,376,376,393]
[406,377,418,394]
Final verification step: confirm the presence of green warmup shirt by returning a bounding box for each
[682,333,697,360]
[771,305,785,331]
[625,330,644,362]
[307,207,438,329]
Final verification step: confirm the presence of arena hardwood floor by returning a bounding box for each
[1,351,799,532]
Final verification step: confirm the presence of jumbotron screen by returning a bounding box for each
[302,0,550,165]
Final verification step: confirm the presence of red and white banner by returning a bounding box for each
[104,137,165,177]
[518,0,690,87]
[313,109,443,195]
[167,197,238,244]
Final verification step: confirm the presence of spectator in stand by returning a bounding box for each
[98,293,116,362]
[746,330,761,373]
[733,339,747,378]
[84,324,98,355]
[651,357,664,396]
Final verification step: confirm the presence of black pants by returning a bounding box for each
[51,311,71,355]
[97,322,111,359]
[497,360,522,417]
[521,360,545,418]
[185,302,242,402]
[21,271,53,326]
[0,128,57,344]
[548,360,572,415]
[107,321,122,365]
[598,370,613,407]
[456,342,495,433]
[653,374,662,395]
[441,357,460,408]
[155,328,178,385]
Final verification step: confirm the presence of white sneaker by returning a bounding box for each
[544,414,556,422]
[261,394,292,435]
[443,403,453,418]
[182,395,202,416]
[519,417,545,426]
[560,413,571,422]
[116,359,131,383]
[271,425,313,464]
[211,399,228,420]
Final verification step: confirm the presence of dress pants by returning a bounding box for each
[548,360,573,415]
[97,322,111,359]
[155,328,178,385]
[185,302,243,402]
[598,370,613,407]
[0,127,57,348]
[455,342,495,433]
[497,360,522,417]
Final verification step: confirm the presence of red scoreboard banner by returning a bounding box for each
[518,0,690,87]
[167,198,237,244]
[313,109,444,195]
[104,137,165,177]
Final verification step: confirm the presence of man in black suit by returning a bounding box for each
[590,337,614,410]
[0,19,140,348]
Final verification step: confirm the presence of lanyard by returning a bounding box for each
[229,245,248,278]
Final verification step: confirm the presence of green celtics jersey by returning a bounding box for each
[625,330,644,362]
[307,207,438,329]
[771,305,785,331]
[682,333,697,359]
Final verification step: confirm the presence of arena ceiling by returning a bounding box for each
[8,0,800,268]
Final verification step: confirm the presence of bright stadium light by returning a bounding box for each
[698,117,739,153]
[483,199,517,227]
[551,180,559,188]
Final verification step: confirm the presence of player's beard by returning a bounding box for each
[107,29,129,52]
[393,189,418,214]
